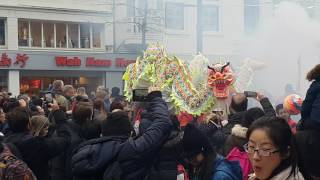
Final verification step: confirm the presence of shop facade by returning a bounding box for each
[0,1,137,96]
[0,51,136,96]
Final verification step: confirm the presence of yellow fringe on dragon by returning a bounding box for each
[123,43,215,116]
[123,43,265,116]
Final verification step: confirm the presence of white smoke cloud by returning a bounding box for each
[237,1,320,101]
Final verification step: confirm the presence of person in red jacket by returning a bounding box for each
[276,104,297,134]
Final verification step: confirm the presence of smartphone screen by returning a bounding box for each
[212,110,224,116]
[45,93,53,103]
[132,89,148,102]
[244,91,257,98]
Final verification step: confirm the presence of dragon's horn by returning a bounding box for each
[208,66,216,73]
[221,62,230,72]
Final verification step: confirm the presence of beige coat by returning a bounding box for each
[249,167,304,180]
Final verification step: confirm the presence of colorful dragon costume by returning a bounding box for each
[123,44,214,115]
[123,44,265,116]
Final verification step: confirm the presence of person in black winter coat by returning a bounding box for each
[144,114,185,180]
[300,64,320,130]
[296,64,320,179]
[71,90,172,180]
[50,101,99,180]
[3,106,71,180]
[223,93,248,135]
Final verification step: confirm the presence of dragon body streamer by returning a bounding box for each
[123,44,264,116]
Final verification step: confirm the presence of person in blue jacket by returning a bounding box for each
[182,123,242,180]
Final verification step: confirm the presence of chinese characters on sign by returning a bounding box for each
[0,53,11,67]
[0,53,135,68]
[15,53,29,68]
[0,53,29,68]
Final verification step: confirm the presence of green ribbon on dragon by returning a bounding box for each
[123,43,215,116]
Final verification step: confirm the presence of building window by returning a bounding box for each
[136,0,146,16]
[43,22,54,47]
[244,0,259,33]
[18,19,103,50]
[127,0,135,17]
[0,19,5,46]
[18,20,29,46]
[202,5,219,31]
[80,24,90,48]
[93,24,103,48]
[165,3,184,30]
[30,21,42,47]
[127,0,146,16]
[56,23,66,48]
[157,0,163,10]
[68,24,79,48]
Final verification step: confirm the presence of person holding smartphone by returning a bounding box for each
[71,86,172,180]
[223,93,249,135]
[223,91,276,156]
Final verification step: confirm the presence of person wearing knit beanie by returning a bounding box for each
[183,123,213,160]
[182,124,242,180]
[101,111,132,137]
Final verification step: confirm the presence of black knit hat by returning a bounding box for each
[101,111,132,137]
[111,87,120,98]
[182,124,213,158]
[242,107,265,128]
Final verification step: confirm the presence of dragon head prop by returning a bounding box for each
[207,62,234,99]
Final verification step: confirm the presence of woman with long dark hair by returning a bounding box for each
[245,116,304,180]
[182,123,242,180]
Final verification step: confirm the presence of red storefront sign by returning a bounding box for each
[14,53,29,68]
[0,53,29,68]
[86,57,112,67]
[0,53,11,67]
[115,58,135,68]
[55,56,81,66]
[55,56,135,68]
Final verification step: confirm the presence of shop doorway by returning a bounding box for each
[20,71,105,95]
[0,70,8,92]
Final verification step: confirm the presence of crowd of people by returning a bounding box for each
[0,64,320,180]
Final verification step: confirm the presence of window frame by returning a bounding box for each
[0,18,6,48]
[79,23,91,49]
[165,2,185,30]
[18,19,30,47]
[244,0,260,34]
[18,19,104,51]
[42,21,55,48]
[67,23,80,49]
[30,20,42,47]
[92,24,104,49]
[202,5,220,32]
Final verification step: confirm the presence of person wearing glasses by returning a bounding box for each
[245,116,304,180]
